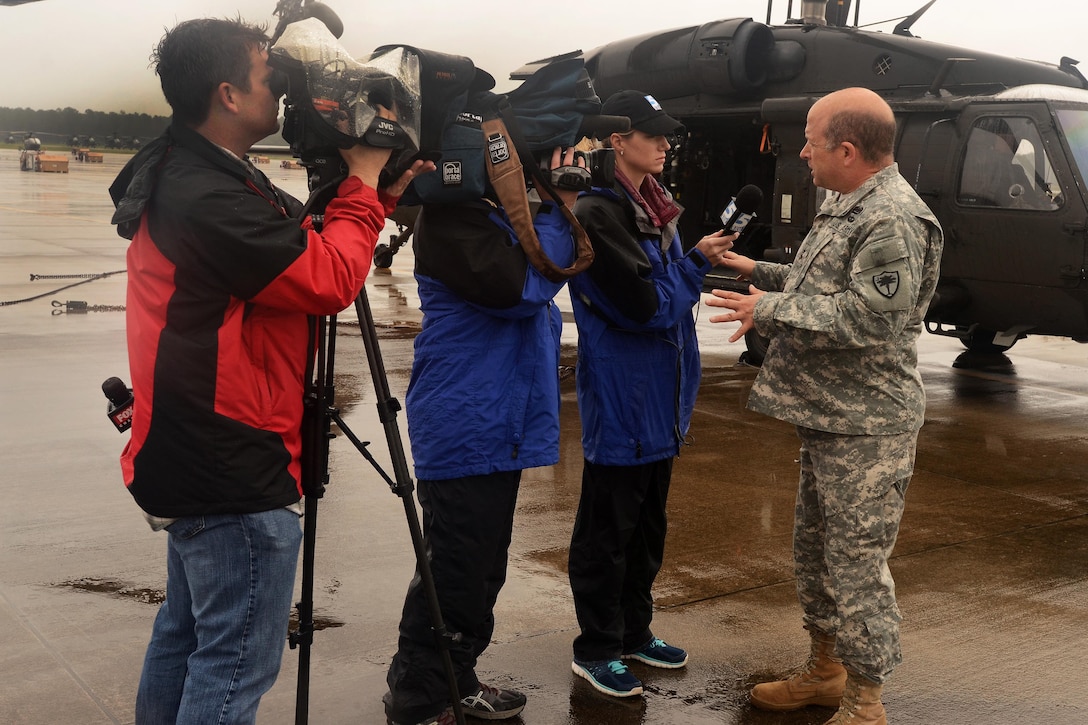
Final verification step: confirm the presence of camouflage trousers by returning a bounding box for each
[793,426,918,683]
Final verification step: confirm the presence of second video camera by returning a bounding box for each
[542,147,616,192]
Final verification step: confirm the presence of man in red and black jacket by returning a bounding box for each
[108,17,432,724]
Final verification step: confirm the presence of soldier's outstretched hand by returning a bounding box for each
[706,285,765,343]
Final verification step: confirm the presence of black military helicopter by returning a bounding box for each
[574,0,1088,362]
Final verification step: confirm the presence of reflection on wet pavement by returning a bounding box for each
[2,149,1088,724]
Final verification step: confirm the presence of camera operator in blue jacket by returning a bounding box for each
[384,147,581,725]
[566,90,736,698]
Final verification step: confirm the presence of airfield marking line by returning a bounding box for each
[0,582,123,724]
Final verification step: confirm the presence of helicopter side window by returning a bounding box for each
[957,117,1059,211]
[1055,109,1088,195]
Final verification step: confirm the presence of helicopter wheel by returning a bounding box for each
[373,243,394,269]
[960,327,1017,353]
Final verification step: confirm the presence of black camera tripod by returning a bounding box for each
[290,177,466,725]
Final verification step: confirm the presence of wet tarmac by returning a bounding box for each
[2,148,1087,724]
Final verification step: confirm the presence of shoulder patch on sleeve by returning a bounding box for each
[854,235,913,312]
[855,236,907,272]
[872,269,901,298]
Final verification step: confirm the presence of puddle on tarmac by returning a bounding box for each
[337,318,420,341]
[57,578,345,631]
[288,610,345,631]
[58,577,165,605]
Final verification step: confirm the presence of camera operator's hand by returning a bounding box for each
[538,146,583,208]
[339,105,397,189]
[381,158,438,198]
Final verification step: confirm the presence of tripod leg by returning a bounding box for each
[293,493,319,724]
[354,291,467,725]
[293,314,336,725]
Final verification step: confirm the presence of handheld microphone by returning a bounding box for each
[102,376,134,433]
[720,184,763,235]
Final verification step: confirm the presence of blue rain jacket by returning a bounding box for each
[406,202,574,480]
[570,185,711,465]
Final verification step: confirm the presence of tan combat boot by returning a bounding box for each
[823,670,887,725]
[750,628,847,711]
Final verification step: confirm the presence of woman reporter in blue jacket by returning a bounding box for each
[566,90,735,698]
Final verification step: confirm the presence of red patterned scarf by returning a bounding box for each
[615,168,681,228]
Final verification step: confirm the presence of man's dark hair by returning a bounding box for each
[152,17,269,126]
[825,109,896,164]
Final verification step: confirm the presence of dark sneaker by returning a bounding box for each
[383,690,456,725]
[572,658,644,697]
[385,707,455,725]
[621,637,688,669]
[460,683,527,720]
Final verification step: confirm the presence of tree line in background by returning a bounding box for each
[0,106,169,149]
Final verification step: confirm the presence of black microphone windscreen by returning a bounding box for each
[102,376,130,405]
[578,114,632,140]
[735,184,763,213]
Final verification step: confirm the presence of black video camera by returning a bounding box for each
[268,2,422,191]
[539,147,616,192]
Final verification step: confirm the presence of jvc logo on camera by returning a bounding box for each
[372,119,397,139]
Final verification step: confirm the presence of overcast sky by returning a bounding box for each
[4,0,1088,116]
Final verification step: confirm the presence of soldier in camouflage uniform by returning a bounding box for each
[706,87,944,725]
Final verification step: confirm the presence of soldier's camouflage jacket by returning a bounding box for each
[747,163,944,435]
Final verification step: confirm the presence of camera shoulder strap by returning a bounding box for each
[480,109,593,282]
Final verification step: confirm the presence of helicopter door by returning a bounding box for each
[948,106,1082,293]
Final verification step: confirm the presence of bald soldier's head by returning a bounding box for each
[801,87,897,193]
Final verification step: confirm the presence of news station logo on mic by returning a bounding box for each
[720,184,763,235]
[102,377,134,433]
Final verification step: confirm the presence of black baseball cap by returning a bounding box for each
[601,90,682,136]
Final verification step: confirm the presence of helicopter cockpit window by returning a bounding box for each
[957,117,1059,210]
[1055,109,1088,192]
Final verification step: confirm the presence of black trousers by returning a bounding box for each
[567,458,673,662]
[385,471,521,723]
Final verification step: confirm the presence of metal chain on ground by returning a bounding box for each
[0,269,126,307]
[29,272,121,280]
[51,300,126,315]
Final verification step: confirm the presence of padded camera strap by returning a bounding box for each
[480,107,593,283]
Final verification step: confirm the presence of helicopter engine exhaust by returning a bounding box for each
[800,0,829,26]
[584,18,776,101]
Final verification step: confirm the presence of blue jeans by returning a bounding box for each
[135,509,303,725]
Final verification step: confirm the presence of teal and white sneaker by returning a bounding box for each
[621,637,688,669]
[572,658,644,697]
